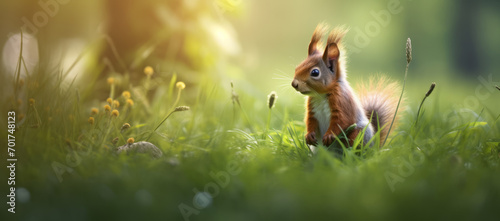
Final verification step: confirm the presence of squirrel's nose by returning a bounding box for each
[291,80,299,89]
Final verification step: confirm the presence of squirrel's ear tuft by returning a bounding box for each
[322,26,348,71]
[308,23,328,56]
[327,26,349,46]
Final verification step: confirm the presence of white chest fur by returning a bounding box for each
[311,95,331,136]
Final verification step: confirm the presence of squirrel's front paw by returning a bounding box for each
[322,132,336,147]
[305,132,317,145]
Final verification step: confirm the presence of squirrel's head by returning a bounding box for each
[292,24,348,95]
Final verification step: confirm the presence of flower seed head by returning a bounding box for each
[174,106,190,112]
[107,98,113,105]
[406,38,412,64]
[112,137,119,145]
[267,91,277,109]
[425,82,436,97]
[29,98,35,105]
[91,108,99,115]
[104,105,111,112]
[121,123,131,131]
[176,81,186,90]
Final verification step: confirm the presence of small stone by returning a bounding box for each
[116,141,163,158]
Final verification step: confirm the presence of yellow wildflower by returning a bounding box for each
[144,66,154,76]
[107,77,115,85]
[127,137,135,144]
[126,99,134,106]
[111,110,119,117]
[113,100,120,108]
[122,91,131,99]
[91,108,99,115]
[176,82,186,90]
[88,117,95,125]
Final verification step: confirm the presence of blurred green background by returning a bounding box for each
[1,0,500,104]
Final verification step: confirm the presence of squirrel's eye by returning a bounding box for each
[310,69,320,78]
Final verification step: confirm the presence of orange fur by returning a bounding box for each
[357,76,403,142]
[294,24,402,148]
[326,26,349,81]
[305,96,320,145]
[325,86,359,146]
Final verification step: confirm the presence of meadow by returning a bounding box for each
[2,32,500,221]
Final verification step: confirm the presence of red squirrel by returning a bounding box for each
[291,24,400,147]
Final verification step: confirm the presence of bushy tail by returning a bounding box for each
[357,76,403,143]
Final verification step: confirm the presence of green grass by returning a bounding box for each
[2,53,500,221]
